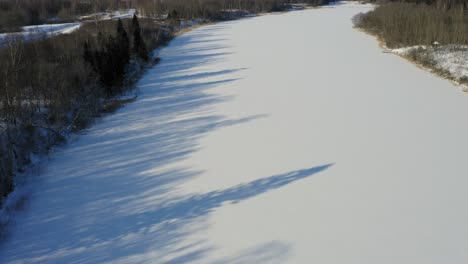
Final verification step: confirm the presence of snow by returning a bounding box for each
[0,23,80,45]
[2,2,468,263]
[111,9,137,20]
[0,9,135,46]
[392,46,426,55]
[432,46,468,81]
[21,23,81,34]
[79,9,136,21]
[391,45,468,83]
[179,19,203,29]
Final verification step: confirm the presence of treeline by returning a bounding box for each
[367,0,467,10]
[135,0,334,19]
[0,0,97,32]
[83,17,149,96]
[1,0,333,32]
[356,0,468,47]
[0,15,165,200]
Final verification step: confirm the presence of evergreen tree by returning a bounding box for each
[167,9,180,28]
[117,19,130,65]
[132,14,148,61]
[82,20,131,96]
[168,9,179,20]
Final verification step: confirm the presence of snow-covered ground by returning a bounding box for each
[392,45,468,84]
[0,9,136,46]
[79,9,136,21]
[0,23,80,45]
[2,2,468,263]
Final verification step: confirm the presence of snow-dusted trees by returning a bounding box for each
[0,0,337,33]
[0,17,167,201]
[0,36,24,197]
[0,33,97,200]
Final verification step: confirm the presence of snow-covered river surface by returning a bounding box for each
[2,2,468,263]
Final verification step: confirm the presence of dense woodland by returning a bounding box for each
[0,0,334,204]
[0,15,167,201]
[0,0,333,32]
[357,0,468,47]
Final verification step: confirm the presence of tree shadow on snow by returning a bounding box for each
[0,23,333,264]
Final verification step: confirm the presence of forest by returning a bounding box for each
[0,0,333,32]
[357,0,468,47]
[0,14,167,201]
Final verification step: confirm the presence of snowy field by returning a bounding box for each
[0,23,80,45]
[2,2,468,263]
[0,9,135,46]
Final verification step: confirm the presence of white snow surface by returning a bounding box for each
[2,2,468,263]
[0,23,80,45]
[432,47,468,79]
[392,45,468,82]
[79,9,136,21]
[0,9,135,46]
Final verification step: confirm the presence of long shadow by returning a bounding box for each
[1,165,332,264]
[151,164,333,224]
[208,241,291,264]
[150,69,247,84]
[0,21,331,264]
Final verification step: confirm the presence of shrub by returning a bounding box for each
[356,2,468,48]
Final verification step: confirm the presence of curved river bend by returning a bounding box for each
[2,2,468,263]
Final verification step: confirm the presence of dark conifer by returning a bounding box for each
[117,19,130,65]
[83,41,93,66]
[168,9,178,20]
[132,14,148,61]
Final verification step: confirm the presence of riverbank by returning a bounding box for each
[390,45,468,90]
[353,1,468,90]
[356,26,468,91]
[0,16,172,211]
[3,2,468,263]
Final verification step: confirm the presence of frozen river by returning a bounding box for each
[2,2,468,263]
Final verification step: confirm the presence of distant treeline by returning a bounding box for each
[368,0,467,10]
[356,0,468,47]
[0,0,333,32]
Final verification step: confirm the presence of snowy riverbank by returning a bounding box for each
[392,45,468,89]
[2,2,468,263]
